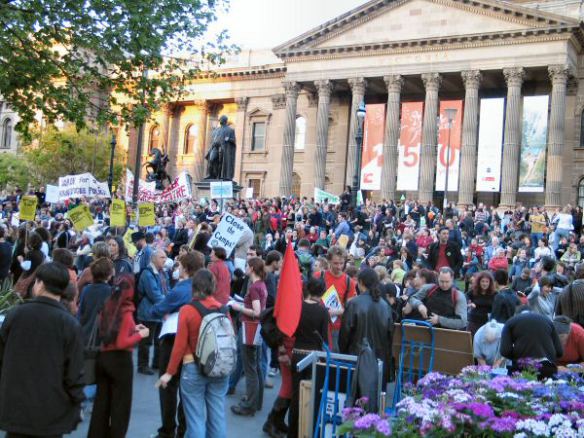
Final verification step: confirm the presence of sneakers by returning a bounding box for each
[230,405,255,417]
[268,368,278,377]
[138,366,155,375]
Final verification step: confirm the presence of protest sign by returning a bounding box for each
[337,235,349,249]
[322,285,342,323]
[207,213,247,257]
[45,185,59,203]
[18,196,37,221]
[138,203,156,227]
[10,213,19,227]
[245,187,253,199]
[210,181,233,199]
[125,169,192,203]
[314,188,340,205]
[68,204,94,231]
[110,199,126,227]
[58,173,111,201]
[123,228,137,258]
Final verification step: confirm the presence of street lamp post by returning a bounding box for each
[352,101,366,208]
[443,108,457,210]
[107,133,116,195]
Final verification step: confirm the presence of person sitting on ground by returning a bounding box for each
[488,247,509,272]
[473,319,506,367]
[405,267,467,330]
[511,267,533,295]
[491,269,521,324]
[553,316,584,370]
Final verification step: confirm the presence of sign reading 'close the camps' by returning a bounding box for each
[207,213,246,257]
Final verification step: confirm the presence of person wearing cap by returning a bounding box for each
[553,316,584,369]
[132,230,153,275]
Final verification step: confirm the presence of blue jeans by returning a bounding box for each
[554,228,571,251]
[261,340,268,381]
[531,232,543,248]
[228,329,243,391]
[180,363,228,438]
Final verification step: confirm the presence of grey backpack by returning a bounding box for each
[191,301,237,378]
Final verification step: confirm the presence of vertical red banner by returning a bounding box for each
[360,104,386,190]
[396,101,424,191]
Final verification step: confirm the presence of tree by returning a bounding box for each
[0,152,30,190]
[22,126,124,186]
[0,0,235,138]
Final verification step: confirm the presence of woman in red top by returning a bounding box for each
[157,269,228,438]
[230,257,268,417]
[88,274,149,438]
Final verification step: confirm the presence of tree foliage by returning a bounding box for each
[0,0,235,138]
[0,152,30,190]
[22,126,124,186]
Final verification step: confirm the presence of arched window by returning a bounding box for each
[580,111,584,147]
[578,178,584,208]
[292,172,301,198]
[149,125,160,152]
[1,118,12,149]
[184,124,196,155]
[294,116,306,150]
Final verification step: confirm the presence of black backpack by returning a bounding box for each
[259,307,284,349]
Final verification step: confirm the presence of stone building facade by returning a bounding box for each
[118,0,584,208]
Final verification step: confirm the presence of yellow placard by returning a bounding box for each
[337,235,349,249]
[110,199,126,227]
[68,204,94,231]
[138,202,155,227]
[18,196,37,221]
[123,228,137,258]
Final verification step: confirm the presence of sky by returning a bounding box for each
[208,0,367,49]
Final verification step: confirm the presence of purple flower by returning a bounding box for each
[341,406,364,421]
[354,413,380,430]
[482,416,518,433]
[375,418,392,436]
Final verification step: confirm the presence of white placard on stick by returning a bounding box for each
[207,213,247,257]
[210,181,233,199]
[45,184,59,203]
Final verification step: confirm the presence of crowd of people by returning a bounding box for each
[1,186,584,438]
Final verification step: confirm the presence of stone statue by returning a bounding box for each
[144,147,171,190]
[205,115,237,181]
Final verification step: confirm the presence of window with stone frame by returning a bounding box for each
[580,111,584,147]
[248,178,261,198]
[578,178,584,208]
[149,125,160,152]
[1,118,12,149]
[184,124,196,155]
[294,116,306,150]
[251,121,266,151]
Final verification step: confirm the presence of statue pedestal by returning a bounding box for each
[193,179,243,199]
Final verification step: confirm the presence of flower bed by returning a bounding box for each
[340,365,584,437]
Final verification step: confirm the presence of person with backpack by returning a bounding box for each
[491,269,522,324]
[157,269,236,438]
[315,246,357,352]
[406,267,468,330]
[296,238,314,280]
[88,274,150,438]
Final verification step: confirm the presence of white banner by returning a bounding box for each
[314,188,340,205]
[207,213,247,257]
[210,181,234,199]
[58,173,111,201]
[396,102,423,191]
[476,98,505,192]
[125,169,192,203]
[45,184,59,203]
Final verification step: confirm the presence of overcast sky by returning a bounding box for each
[209,0,366,49]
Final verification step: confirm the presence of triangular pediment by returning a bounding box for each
[274,0,577,55]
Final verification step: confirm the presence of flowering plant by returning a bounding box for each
[337,397,392,437]
[390,366,584,437]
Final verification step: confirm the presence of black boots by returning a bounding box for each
[263,397,290,438]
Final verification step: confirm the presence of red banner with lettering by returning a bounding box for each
[360,104,386,190]
[396,101,424,191]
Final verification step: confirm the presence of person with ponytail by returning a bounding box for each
[339,267,394,382]
[88,274,150,438]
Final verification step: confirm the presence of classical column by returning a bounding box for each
[418,73,441,204]
[346,77,367,187]
[381,74,403,201]
[314,80,333,190]
[192,100,208,184]
[233,97,249,184]
[166,105,184,178]
[279,81,301,196]
[545,65,570,208]
[499,67,525,208]
[458,70,482,207]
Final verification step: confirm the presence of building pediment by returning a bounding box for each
[274,0,579,59]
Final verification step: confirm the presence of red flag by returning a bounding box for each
[274,243,303,337]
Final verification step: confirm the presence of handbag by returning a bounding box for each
[84,315,101,385]
[241,320,262,346]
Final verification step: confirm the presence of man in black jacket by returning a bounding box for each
[0,262,85,437]
[427,227,463,276]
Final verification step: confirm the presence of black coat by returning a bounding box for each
[0,297,85,435]
[427,240,463,276]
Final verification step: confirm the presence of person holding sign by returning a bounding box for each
[18,196,38,222]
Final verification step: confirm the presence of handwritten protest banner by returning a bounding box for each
[207,213,247,257]
[58,173,111,201]
[125,169,192,203]
[68,204,94,231]
[110,199,126,227]
[18,196,37,221]
[314,188,340,205]
[138,203,156,227]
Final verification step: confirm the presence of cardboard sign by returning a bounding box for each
[207,213,247,257]
[314,188,339,205]
[110,199,126,227]
[58,172,111,201]
[10,213,19,227]
[18,196,37,221]
[210,181,233,199]
[138,202,155,227]
[123,228,137,258]
[45,184,59,203]
[68,204,94,231]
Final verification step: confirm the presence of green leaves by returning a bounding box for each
[0,0,237,137]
